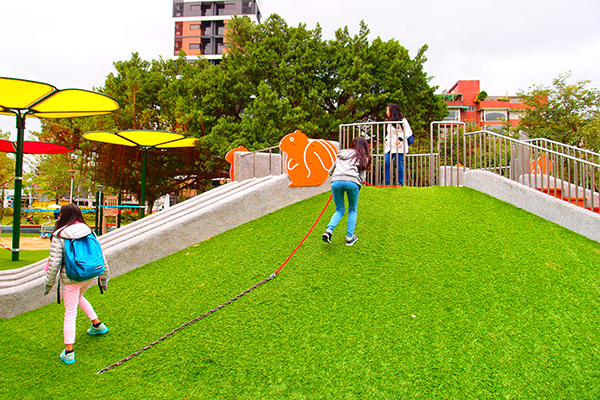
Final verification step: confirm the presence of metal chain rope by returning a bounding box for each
[96,194,333,375]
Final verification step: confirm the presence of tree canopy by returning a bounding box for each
[36,15,446,209]
[517,72,600,150]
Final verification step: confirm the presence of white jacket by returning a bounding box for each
[45,223,109,288]
[384,119,413,154]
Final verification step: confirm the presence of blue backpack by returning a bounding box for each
[63,233,105,282]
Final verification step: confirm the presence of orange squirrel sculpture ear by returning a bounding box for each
[279,130,337,187]
[225,145,249,181]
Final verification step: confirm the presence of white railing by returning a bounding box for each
[430,122,600,213]
[340,121,438,187]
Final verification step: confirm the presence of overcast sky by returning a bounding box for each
[1,0,599,138]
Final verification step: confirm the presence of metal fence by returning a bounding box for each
[430,122,600,213]
[239,145,284,179]
[339,121,438,187]
[238,123,600,214]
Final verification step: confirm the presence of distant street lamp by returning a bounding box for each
[68,170,76,203]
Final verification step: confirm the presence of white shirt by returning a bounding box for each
[384,118,413,154]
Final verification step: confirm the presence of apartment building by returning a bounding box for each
[173,0,263,63]
[442,80,529,130]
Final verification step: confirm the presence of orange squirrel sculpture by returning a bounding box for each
[279,130,337,187]
[225,145,249,181]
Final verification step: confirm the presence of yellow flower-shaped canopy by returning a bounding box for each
[0,77,119,118]
[84,130,197,148]
[0,76,120,262]
[83,130,198,220]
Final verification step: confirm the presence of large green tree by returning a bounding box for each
[200,15,447,154]
[517,72,600,150]
[37,15,446,210]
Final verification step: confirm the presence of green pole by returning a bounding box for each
[140,147,147,219]
[98,192,104,236]
[117,192,122,229]
[94,190,100,236]
[11,113,25,261]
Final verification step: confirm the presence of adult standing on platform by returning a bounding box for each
[384,103,413,186]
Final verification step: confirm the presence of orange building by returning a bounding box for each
[173,0,263,63]
[442,80,529,130]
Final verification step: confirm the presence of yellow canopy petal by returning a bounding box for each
[156,138,197,148]
[83,131,138,147]
[0,77,56,110]
[30,89,119,117]
[84,130,196,149]
[117,130,186,147]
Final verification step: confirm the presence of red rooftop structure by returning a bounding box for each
[442,80,530,130]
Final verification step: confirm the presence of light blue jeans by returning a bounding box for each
[327,180,361,238]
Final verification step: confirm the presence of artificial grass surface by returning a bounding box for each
[0,250,48,270]
[1,186,600,399]
[0,232,49,270]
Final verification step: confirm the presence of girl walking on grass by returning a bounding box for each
[322,136,372,246]
[43,204,110,364]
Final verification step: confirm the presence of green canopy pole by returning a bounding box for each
[11,112,25,261]
[117,192,122,229]
[140,147,148,219]
[94,190,100,236]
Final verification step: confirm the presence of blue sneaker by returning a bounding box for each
[60,349,75,364]
[87,322,109,336]
[345,235,359,246]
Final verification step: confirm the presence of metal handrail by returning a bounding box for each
[524,137,600,159]
[239,145,284,179]
[466,130,600,168]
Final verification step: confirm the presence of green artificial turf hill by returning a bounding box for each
[1,186,599,399]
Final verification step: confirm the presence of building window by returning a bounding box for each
[443,109,461,122]
[189,43,202,50]
[216,38,226,54]
[203,22,212,35]
[173,2,183,17]
[482,110,507,122]
[242,0,254,14]
[190,24,201,30]
[174,39,183,56]
[188,4,203,16]
[174,22,183,37]
[202,3,212,16]
[217,2,237,15]
[509,111,521,120]
[215,21,225,35]
[202,38,212,54]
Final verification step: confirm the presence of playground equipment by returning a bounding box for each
[279,130,338,187]
[84,130,197,218]
[40,218,54,238]
[101,196,118,235]
[97,196,144,235]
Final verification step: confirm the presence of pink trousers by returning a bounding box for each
[63,280,98,345]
